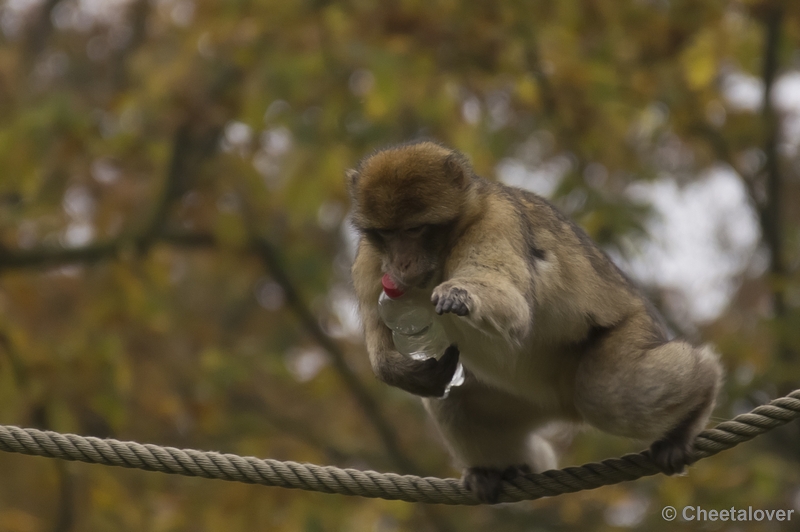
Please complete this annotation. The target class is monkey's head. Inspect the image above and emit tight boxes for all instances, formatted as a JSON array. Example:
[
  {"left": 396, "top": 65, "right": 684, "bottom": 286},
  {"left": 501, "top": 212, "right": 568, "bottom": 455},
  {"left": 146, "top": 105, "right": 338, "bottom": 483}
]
[{"left": 347, "top": 141, "right": 475, "bottom": 288}]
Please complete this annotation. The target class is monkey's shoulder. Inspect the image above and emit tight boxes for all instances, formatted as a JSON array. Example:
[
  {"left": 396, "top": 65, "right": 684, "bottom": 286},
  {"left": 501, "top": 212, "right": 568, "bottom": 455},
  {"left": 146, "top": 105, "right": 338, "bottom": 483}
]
[
  {"left": 477, "top": 180, "right": 599, "bottom": 262},
  {"left": 478, "top": 178, "right": 650, "bottom": 314},
  {"left": 477, "top": 180, "right": 571, "bottom": 234}
]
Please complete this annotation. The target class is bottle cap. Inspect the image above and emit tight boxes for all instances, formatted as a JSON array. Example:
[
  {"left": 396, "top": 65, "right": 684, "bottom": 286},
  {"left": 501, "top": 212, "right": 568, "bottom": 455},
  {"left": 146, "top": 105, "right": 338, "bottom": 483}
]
[{"left": 381, "top": 274, "right": 405, "bottom": 298}]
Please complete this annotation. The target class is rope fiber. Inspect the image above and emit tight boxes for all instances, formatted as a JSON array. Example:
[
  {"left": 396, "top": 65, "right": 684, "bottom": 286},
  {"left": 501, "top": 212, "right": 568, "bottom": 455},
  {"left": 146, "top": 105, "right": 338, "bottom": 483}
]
[{"left": 1, "top": 389, "right": 799, "bottom": 505}]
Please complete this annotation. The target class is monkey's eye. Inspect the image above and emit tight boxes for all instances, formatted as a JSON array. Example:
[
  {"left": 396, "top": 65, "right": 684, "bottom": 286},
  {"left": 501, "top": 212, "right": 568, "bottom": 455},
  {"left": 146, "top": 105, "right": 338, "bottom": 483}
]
[
  {"left": 376, "top": 229, "right": 394, "bottom": 239},
  {"left": 405, "top": 225, "right": 427, "bottom": 237}
]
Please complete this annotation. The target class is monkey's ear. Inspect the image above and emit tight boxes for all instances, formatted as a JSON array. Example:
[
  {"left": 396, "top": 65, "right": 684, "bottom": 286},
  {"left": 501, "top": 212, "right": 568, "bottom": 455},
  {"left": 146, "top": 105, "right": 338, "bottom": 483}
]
[
  {"left": 345, "top": 169, "right": 359, "bottom": 190},
  {"left": 443, "top": 154, "right": 466, "bottom": 188}
]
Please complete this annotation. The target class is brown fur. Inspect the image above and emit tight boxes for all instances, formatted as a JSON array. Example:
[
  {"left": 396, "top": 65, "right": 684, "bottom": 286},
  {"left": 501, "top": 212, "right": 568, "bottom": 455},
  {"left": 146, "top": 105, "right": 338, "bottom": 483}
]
[{"left": 348, "top": 141, "right": 723, "bottom": 503}]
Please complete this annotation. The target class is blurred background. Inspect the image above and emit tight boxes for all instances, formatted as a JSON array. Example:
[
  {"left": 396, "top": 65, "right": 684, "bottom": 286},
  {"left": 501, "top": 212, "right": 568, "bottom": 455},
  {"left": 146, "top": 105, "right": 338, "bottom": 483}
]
[{"left": 0, "top": 0, "right": 799, "bottom": 530}]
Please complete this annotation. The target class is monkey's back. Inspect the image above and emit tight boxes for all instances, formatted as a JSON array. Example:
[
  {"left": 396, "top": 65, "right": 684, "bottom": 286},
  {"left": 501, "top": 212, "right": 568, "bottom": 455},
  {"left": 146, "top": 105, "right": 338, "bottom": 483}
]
[{"left": 444, "top": 177, "right": 669, "bottom": 409}]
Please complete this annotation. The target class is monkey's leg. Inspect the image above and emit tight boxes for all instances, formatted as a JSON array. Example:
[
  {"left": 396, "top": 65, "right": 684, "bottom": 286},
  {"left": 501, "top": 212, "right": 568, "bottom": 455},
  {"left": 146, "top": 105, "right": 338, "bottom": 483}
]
[
  {"left": 422, "top": 375, "right": 555, "bottom": 503},
  {"left": 574, "top": 316, "right": 722, "bottom": 474}
]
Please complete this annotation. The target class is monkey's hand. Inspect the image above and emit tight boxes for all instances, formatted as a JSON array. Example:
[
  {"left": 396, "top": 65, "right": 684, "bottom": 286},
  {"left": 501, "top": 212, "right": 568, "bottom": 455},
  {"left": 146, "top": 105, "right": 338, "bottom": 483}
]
[
  {"left": 432, "top": 282, "right": 473, "bottom": 316},
  {"left": 378, "top": 344, "right": 460, "bottom": 397}
]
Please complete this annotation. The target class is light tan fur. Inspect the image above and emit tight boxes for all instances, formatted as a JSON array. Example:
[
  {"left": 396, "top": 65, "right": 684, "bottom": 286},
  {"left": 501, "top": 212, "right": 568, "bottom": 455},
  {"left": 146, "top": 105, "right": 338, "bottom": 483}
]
[{"left": 348, "top": 141, "right": 723, "bottom": 503}]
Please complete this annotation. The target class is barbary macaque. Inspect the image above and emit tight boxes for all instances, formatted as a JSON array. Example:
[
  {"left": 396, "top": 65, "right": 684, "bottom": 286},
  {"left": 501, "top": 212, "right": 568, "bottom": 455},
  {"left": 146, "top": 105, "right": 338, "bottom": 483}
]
[{"left": 347, "top": 141, "right": 723, "bottom": 503}]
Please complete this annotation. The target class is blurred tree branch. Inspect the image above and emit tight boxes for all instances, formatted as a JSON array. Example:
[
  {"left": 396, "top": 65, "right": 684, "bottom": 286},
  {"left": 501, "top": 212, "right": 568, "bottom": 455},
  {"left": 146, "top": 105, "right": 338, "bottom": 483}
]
[
  {"left": 0, "top": 119, "right": 193, "bottom": 269},
  {"left": 0, "top": 223, "right": 418, "bottom": 476},
  {"left": 0, "top": 332, "right": 76, "bottom": 532},
  {"left": 754, "top": 2, "right": 800, "bottom": 461},
  {"left": 691, "top": 3, "right": 793, "bottom": 368},
  {"left": 759, "top": 4, "right": 789, "bottom": 356},
  {"left": 0, "top": 18, "right": 420, "bottom": 475},
  {"left": 21, "top": 0, "right": 61, "bottom": 59},
  {"left": 52, "top": 461, "right": 74, "bottom": 532},
  {"left": 227, "top": 389, "right": 358, "bottom": 466},
  {"left": 246, "top": 236, "right": 417, "bottom": 473},
  {"left": 110, "top": 0, "right": 151, "bottom": 89}
]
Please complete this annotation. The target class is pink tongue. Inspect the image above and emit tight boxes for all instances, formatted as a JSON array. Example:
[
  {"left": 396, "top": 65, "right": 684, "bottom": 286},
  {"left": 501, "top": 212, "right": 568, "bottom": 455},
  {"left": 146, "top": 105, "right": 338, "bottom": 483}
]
[{"left": 381, "top": 274, "right": 405, "bottom": 298}]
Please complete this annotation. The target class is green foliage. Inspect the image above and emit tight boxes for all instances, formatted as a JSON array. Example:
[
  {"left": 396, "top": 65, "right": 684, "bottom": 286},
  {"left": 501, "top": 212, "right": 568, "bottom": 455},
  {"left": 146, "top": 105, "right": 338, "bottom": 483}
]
[{"left": 0, "top": 0, "right": 799, "bottom": 531}]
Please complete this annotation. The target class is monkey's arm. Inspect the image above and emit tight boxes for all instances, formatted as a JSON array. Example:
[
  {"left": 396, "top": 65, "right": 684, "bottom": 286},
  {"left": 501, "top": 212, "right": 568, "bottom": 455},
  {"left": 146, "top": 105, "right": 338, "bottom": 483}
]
[
  {"left": 353, "top": 244, "right": 461, "bottom": 397},
  {"left": 432, "top": 229, "right": 533, "bottom": 344}
]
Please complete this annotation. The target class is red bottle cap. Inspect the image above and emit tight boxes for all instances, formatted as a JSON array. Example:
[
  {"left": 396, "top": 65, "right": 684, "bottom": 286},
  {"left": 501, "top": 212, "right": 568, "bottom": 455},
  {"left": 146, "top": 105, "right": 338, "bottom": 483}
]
[{"left": 381, "top": 274, "right": 405, "bottom": 298}]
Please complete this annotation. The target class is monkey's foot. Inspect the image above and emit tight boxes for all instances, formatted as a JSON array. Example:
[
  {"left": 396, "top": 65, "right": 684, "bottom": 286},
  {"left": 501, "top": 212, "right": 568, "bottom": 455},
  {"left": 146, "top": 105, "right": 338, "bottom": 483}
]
[
  {"left": 649, "top": 437, "right": 691, "bottom": 475},
  {"left": 432, "top": 283, "right": 472, "bottom": 316},
  {"left": 463, "top": 464, "right": 532, "bottom": 504}
]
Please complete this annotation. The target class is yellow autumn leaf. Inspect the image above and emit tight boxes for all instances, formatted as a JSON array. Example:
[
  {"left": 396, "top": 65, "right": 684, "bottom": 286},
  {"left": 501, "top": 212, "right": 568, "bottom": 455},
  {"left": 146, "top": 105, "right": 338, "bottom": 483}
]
[
  {"left": 681, "top": 30, "right": 718, "bottom": 90},
  {"left": 515, "top": 74, "right": 540, "bottom": 106}
]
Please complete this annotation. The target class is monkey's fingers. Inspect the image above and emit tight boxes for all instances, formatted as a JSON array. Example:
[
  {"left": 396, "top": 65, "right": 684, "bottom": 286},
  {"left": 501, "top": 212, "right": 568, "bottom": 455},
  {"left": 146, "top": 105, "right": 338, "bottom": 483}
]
[{"left": 431, "top": 285, "right": 471, "bottom": 316}]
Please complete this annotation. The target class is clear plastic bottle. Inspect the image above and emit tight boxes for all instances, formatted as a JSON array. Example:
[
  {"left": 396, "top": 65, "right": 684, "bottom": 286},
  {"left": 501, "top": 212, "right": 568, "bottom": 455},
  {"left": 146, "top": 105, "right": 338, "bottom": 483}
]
[{"left": 377, "top": 274, "right": 465, "bottom": 395}]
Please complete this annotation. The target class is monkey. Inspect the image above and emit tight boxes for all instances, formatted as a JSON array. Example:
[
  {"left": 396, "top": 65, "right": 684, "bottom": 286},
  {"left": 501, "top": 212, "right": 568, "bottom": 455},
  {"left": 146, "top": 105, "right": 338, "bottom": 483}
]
[{"left": 346, "top": 141, "right": 723, "bottom": 503}]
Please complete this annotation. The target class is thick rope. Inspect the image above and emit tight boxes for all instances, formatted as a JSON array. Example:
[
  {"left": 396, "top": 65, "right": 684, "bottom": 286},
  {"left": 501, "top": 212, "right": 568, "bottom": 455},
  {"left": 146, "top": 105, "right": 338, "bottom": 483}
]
[{"left": 1, "top": 389, "right": 798, "bottom": 505}]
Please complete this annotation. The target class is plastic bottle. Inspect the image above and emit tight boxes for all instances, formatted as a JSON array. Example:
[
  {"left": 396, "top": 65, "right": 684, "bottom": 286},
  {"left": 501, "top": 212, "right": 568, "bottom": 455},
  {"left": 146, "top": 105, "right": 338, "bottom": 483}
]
[{"left": 377, "top": 274, "right": 465, "bottom": 395}]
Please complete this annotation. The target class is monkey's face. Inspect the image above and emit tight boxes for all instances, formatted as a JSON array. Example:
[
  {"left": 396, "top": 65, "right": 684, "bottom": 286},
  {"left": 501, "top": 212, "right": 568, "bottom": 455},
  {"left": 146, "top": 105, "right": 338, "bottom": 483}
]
[
  {"left": 366, "top": 223, "right": 452, "bottom": 288},
  {"left": 347, "top": 141, "right": 471, "bottom": 288}
]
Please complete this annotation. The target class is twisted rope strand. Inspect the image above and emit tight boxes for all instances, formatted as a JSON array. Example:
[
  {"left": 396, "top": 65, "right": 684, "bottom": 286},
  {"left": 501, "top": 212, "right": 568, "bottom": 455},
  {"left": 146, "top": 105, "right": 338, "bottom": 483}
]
[{"left": 1, "top": 389, "right": 798, "bottom": 505}]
